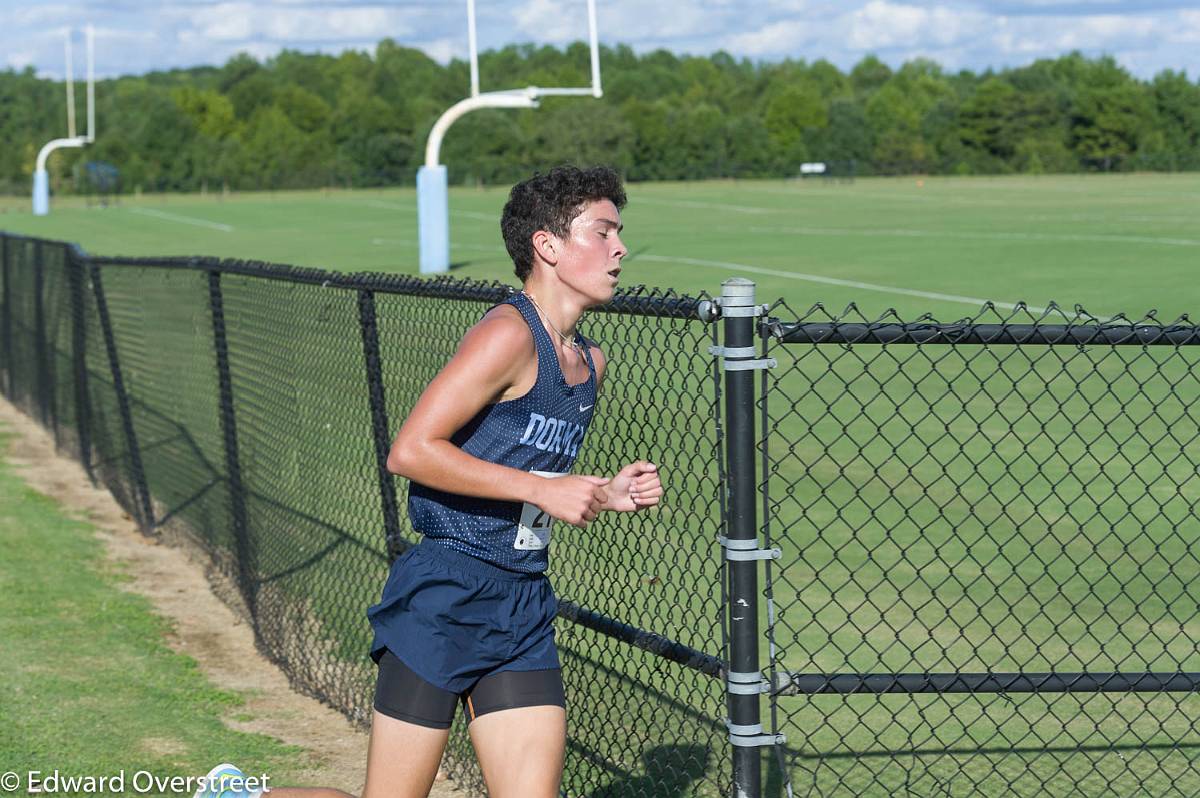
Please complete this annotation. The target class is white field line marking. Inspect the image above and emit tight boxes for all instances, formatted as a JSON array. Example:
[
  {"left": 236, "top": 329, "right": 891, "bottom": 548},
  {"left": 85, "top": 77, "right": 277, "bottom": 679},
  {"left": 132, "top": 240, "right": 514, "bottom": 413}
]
[
  {"left": 360, "top": 199, "right": 412, "bottom": 211},
  {"left": 746, "top": 225, "right": 1200, "bottom": 248},
  {"left": 1025, "top": 213, "right": 1200, "bottom": 224},
  {"left": 371, "top": 237, "right": 501, "bottom": 254},
  {"left": 638, "top": 254, "right": 1049, "bottom": 313},
  {"left": 356, "top": 199, "right": 492, "bottom": 222},
  {"left": 753, "top": 186, "right": 1019, "bottom": 206},
  {"left": 454, "top": 210, "right": 494, "bottom": 221},
  {"left": 634, "top": 196, "right": 774, "bottom": 214},
  {"left": 129, "top": 207, "right": 234, "bottom": 232}
]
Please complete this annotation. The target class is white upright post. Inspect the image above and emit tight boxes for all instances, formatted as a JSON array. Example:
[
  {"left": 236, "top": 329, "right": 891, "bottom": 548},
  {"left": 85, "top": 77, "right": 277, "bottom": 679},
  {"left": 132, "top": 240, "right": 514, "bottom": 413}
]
[
  {"left": 467, "top": 0, "right": 480, "bottom": 98},
  {"left": 86, "top": 25, "right": 95, "bottom": 141},
  {"left": 65, "top": 33, "right": 77, "bottom": 138},
  {"left": 587, "top": 0, "right": 602, "bottom": 97},
  {"left": 416, "top": 1, "right": 602, "bottom": 272},
  {"left": 417, "top": 165, "right": 450, "bottom": 274},
  {"left": 33, "top": 169, "right": 50, "bottom": 216},
  {"left": 32, "top": 25, "right": 94, "bottom": 215}
]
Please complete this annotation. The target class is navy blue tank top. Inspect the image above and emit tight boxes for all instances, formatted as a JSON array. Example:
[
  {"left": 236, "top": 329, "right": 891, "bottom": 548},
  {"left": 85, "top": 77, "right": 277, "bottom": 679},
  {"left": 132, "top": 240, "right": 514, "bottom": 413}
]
[{"left": 407, "top": 292, "right": 598, "bottom": 573}]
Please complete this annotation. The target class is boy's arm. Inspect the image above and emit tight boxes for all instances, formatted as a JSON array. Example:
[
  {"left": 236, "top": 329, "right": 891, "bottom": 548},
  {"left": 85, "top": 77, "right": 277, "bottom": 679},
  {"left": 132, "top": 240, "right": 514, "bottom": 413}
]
[
  {"left": 586, "top": 343, "right": 664, "bottom": 513},
  {"left": 387, "top": 308, "right": 607, "bottom": 527}
]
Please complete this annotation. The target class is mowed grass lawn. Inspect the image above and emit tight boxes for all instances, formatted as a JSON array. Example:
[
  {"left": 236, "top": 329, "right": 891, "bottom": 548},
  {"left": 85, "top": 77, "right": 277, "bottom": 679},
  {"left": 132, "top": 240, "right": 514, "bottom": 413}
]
[
  {"left": 0, "top": 431, "right": 306, "bottom": 796},
  {"left": 3, "top": 173, "right": 1199, "bottom": 796},
  {"left": 1, "top": 172, "right": 1197, "bottom": 320}
]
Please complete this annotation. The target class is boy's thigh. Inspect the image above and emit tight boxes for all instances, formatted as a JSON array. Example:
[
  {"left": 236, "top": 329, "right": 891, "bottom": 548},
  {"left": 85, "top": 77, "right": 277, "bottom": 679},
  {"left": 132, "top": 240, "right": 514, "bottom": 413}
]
[
  {"left": 468, "top": 704, "right": 567, "bottom": 798},
  {"left": 362, "top": 710, "right": 451, "bottom": 798}
]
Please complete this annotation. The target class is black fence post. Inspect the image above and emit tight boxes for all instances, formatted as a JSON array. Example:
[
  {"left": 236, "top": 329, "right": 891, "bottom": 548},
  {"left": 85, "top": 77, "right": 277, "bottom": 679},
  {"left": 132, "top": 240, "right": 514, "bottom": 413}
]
[
  {"left": 33, "top": 241, "right": 49, "bottom": 426},
  {"left": 208, "top": 270, "right": 256, "bottom": 618},
  {"left": 69, "top": 249, "right": 94, "bottom": 481},
  {"left": 719, "top": 278, "right": 774, "bottom": 798},
  {"left": 90, "top": 262, "right": 154, "bottom": 533},
  {"left": 1, "top": 235, "right": 11, "bottom": 399},
  {"left": 357, "top": 288, "right": 403, "bottom": 562}
]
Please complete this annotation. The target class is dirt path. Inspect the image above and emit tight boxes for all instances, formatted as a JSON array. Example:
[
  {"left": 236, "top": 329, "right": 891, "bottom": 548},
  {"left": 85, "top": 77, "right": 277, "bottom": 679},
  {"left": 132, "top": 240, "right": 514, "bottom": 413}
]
[{"left": 0, "top": 399, "right": 461, "bottom": 797}]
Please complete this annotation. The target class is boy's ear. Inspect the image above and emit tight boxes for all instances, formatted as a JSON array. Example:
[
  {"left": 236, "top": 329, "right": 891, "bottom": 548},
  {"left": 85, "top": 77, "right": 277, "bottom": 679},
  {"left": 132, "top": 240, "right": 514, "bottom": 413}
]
[{"left": 531, "top": 230, "right": 558, "bottom": 266}]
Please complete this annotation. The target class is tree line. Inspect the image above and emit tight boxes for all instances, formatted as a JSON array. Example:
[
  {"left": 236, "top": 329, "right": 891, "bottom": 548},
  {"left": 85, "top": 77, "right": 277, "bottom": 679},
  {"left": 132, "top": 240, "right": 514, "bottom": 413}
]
[{"left": 2, "top": 41, "right": 1198, "bottom": 194}]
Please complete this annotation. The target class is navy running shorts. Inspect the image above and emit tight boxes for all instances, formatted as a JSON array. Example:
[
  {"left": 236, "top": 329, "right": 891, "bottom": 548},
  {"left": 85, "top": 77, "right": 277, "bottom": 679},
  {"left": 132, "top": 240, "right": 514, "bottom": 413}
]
[{"left": 366, "top": 536, "right": 561, "bottom": 696}]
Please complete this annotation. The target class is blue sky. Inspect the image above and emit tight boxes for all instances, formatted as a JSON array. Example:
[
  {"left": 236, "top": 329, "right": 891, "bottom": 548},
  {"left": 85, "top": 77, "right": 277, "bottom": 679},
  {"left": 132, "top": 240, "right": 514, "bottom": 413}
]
[{"left": 4, "top": 1, "right": 1198, "bottom": 82}]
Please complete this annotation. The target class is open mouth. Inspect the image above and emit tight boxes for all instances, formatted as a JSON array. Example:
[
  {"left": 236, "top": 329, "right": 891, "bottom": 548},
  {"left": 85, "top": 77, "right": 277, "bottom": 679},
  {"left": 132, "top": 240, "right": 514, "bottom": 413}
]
[{"left": 608, "top": 268, "right": 621, "bottom": 282}]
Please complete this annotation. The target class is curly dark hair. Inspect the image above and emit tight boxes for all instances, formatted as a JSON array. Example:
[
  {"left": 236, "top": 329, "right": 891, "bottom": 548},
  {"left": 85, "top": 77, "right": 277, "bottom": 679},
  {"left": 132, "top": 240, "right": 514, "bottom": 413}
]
[{"left": 501, "top": 165, "right": 627, "bottom": 281}]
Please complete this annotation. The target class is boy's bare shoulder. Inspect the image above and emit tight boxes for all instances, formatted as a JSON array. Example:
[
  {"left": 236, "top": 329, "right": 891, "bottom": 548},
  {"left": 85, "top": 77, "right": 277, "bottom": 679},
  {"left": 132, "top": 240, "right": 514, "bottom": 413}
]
[{"left": 457, "top": 302, "right": 535, "bottom": 361}]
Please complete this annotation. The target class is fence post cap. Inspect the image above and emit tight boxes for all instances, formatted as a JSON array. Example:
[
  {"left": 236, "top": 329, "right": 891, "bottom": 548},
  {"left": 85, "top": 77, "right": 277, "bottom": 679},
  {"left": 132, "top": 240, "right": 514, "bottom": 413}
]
[{"left": 721, "top": 278, "right": 756, "bottom": 305}]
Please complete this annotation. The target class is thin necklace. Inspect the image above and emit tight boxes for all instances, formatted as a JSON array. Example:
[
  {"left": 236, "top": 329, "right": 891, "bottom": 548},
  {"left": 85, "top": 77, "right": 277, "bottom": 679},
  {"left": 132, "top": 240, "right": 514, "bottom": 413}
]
[{"left": 522, "top": 290, "right": 584, "bottom": 357}]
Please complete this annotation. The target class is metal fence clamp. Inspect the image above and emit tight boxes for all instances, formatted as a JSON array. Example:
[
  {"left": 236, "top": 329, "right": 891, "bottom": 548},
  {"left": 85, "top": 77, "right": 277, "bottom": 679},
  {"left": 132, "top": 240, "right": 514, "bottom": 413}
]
[
  {"left": 707, "top": 344, "right": 777, "bottom": 372},
  {"left": 727, "top": 669, "right": 771, "bottom": 695},
  {"left": 725, "top": 719, "right": 787, "bottom": 748},
  {"left": 719, "top": 535, "right": 781, "bottom": 562}
]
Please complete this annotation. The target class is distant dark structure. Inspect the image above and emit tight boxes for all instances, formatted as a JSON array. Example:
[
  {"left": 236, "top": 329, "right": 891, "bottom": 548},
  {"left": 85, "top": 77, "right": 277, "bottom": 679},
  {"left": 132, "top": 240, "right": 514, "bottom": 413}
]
[{"left": 81, "top": 161, "right": 120, "bottom": 207}]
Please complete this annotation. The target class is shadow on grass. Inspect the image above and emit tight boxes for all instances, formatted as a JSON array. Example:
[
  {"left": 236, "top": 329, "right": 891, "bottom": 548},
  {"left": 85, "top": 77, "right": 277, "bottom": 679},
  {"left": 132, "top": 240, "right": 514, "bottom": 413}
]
[{"left": 586, "top": 744, "right": 710, "bottom": 798}]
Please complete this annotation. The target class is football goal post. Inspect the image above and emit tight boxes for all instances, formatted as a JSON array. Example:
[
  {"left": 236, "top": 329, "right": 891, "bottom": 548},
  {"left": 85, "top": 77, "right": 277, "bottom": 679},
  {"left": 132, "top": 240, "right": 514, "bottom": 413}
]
[{"left": 417, "top": 0, "right": 602, "bottom": 274}]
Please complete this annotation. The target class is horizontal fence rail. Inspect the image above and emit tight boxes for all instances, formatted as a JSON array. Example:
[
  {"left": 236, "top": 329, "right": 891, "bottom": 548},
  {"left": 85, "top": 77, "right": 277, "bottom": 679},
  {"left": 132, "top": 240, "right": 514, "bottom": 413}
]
[
  {"left": 771, "top": 671, "right": 1200, "bottom": 696},
  {"left": 769, "top": 319, "right": 1200, "bottom": 346}
]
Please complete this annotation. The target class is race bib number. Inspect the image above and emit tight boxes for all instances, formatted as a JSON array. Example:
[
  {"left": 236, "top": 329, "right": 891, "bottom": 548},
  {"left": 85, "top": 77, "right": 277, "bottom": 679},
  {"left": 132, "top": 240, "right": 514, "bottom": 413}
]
[{"left": 515, "top": 470, "right": 566, "bottom": 550}]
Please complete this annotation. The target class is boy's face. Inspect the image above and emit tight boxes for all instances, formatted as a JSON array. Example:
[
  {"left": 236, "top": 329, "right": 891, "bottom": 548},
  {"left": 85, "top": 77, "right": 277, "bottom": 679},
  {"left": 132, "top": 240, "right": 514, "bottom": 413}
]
[{"left": 553, "top": 199, "right": 627, "bottom": 306}]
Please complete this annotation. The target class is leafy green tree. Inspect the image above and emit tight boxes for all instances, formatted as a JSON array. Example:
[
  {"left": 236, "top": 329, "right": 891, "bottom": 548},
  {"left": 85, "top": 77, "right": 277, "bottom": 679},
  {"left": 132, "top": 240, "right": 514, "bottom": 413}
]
[
  {"left": 241, "top": 105, "right": 313, "bottom": 189},
  {"left": 765, "top": 83, "right": 827, "bottom": 167},
  {"left": 851, "top": 55, "right": 892, "bottom": 94},
  {"left": 812, "top": 98, "right": 872, "bottom": 169},
  {"left": 2, "top": 46, "right": 1199, "bottom": 192},
  {"left": 1147, "top": 70, "right": 1200, "bottom": 170},
  {"left": 172, "top": 87, "right": 237, "bottom": 139},
  {"left": 621, "top": 98, "right": 674, "bottom": 180},
  {"left": 1068, "top": 57, "right": 1152, "bottom": 170},
  {"left": 959, "top": 78, "right": 1024, "bottom": 161},
  {"left": 530, "top": 101, "right": 633, "bottom": 175}
]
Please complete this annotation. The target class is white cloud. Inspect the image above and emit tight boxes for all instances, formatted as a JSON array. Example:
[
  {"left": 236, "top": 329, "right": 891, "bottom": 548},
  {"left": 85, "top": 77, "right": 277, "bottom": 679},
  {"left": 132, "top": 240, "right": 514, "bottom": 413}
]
[
  {"left": 723, "top": 19, "right": 816, "bottom": 56},
  {"left": 417, "top": 37, "right": 462, "bottom": 63},
  {"left": 599, "top": 0, "right": 725, "bottom": 41},
  {"left": 186, "top": 4, "right": 254, "bottom": 42},
  {"left": 1168, "top": 10, "right": 1200, "bottom": 44},
  {"left": 846, "top": 2, "right": 990, "bottom": 50},
  {"left": 6, "top": 50, "right": 34, "bottom": 70},
  {"left": 513, "top": 0, "right": 584, "bottom": 42},
  {"left": 980, "top": 12, "right": 1165, "bottom": 57},
  {"left": 176, "top": 3, "right": 410, "bottom": 44}
]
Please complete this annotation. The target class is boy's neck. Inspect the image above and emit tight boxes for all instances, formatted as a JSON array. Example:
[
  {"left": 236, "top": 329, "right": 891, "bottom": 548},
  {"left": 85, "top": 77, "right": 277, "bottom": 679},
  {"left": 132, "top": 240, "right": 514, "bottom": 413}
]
[{"left": 521, "top": 278, "right": 584, "bottom": 338}]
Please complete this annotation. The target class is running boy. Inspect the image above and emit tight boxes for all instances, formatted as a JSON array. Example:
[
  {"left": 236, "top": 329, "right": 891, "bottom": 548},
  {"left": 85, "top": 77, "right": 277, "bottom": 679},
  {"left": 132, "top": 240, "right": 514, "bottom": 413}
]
[
  {"left": 206, "top": 162, "right": 657, "bottom": 796},
  {"left": 224, "top": 165, "right": 661, "bottom": 798},
  {"left": 365, "top": 164, "right": 661, "bottom": 798}
]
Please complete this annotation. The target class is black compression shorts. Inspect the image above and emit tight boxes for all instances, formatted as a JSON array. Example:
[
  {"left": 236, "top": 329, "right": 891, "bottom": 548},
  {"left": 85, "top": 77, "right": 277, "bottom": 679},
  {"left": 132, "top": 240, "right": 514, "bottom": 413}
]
[{"left": 373, "top": 648, "right": 565, "bottom": 730}]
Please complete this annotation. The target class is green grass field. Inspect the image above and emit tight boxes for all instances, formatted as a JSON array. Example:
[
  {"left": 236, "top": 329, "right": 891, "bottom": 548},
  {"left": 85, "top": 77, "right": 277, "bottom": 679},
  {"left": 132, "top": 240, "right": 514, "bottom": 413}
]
[
  {"left": 3, "top": 173, "right": 1199, "bottom": 796},
  {"left": 2, "top": 173, "right": 1198, "bottom": 320},
  {"left": 0, "top": 431, "right": 311, "bottom": 797}
]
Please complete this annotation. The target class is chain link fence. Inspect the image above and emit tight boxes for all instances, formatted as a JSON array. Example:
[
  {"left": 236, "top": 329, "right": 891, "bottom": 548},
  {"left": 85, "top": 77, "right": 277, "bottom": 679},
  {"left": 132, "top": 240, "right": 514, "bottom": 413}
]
[
  {"left": 0, "top": 233, "right": 729, "bottom": 798},
  {"left": 3, "top": 231, "right": 1198, "bottom": 797},
  {"left": 757, "top": 298, "right": 1200, "bottom": 797}
]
